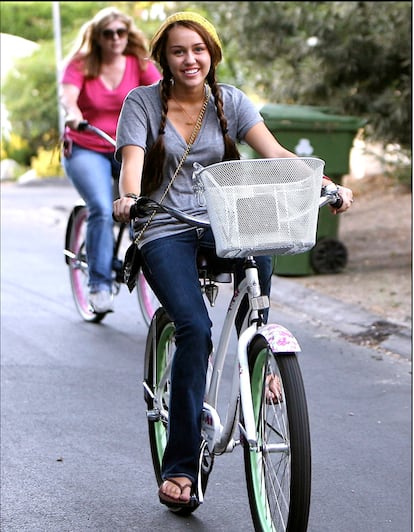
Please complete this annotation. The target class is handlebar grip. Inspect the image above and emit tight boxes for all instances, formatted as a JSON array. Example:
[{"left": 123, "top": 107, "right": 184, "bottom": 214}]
[
  {"left": 112, "top": 198, "right": 153, "bottom": 224},
  {"left": 111, "top": 206, "right": 143, "bottom": 222},
  {"left": 130, "top": 199, "right": 152, "bottom": 219},
  {"left": 77, "top": 120, "right": 89, "bottom": 131},
  {"left": 111, "top": 204, "right": 144, "bottom": 223},
  {"left": 331, "top": 195, "right": 343, "bottom": 210},
  {"left": 129, "top": 203, "right": 139, "bottom": 219},
  {"left": 322, "top": 183, "right": 343, "bottom": 210}
]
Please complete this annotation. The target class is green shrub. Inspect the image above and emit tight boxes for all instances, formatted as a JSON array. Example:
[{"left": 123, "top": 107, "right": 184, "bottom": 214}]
[
  {"left": 31, "top": 146, "right": 64, "bottom": 178},
  {"left": 1, "top": 132, "right": 32, "bottom": 166},
  {"left": 382, "top": 146, "right": 412, "bottom": 190}
]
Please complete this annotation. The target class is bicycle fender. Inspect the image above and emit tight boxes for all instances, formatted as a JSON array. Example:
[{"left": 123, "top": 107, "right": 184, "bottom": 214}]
[{"left": 255, "top": 323, "right": 301, "bottom": 353}]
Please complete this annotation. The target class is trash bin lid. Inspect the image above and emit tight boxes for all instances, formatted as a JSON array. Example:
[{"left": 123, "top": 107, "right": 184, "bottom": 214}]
[{"left": 259, "top": 104, "right": 366, "bottom": 132}]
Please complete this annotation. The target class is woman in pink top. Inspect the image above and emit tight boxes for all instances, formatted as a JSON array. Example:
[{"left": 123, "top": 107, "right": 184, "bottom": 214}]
[{"left": 60, "top": 7, "right": 161, "bottom": 314}]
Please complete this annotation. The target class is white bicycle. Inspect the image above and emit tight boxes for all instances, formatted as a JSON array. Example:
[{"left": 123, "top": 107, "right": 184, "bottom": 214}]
[{"left": 135, "top": 158, "right": 342, "bottom": 531}]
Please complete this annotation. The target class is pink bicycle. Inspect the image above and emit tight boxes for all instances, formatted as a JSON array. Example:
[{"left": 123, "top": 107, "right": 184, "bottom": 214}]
[{"left": 63, "top": 121, "right": 159, "bottom": 324}]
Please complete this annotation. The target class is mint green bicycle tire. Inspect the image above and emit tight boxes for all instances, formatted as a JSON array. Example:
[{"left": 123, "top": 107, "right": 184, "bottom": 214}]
[
  {"left": 243, "top": 336, "right": 311, "bottom": 532},
  {"left": 144, "top": 309, "right": 174, "bottom": 483}
]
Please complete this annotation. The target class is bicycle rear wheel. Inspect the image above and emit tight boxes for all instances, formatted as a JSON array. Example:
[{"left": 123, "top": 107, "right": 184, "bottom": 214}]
[
  {"left": 136, "top": 271, "right": 160, "bottom": 326},
  {"left": 65, "top": 206, "right": 105, "bottom": 323},
  {"left": 243, "top": 336, "right": 311, "bottom": 532},
  {"left": 144, "top": 307, "right": 212, "bottom": 515}
]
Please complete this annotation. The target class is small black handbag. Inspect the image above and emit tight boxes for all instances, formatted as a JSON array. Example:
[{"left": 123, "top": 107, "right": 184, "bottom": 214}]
[{"left": 122, "top": 242, "right": 142, "bottom": 292}]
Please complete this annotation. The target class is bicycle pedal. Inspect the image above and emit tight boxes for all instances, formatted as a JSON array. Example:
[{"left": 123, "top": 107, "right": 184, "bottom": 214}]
[
  {"left": 204, "top": 283, "right": 218, "bottom": 306},
  {"left": 225, "top": 438, "right": 238, "bottom": 452}
]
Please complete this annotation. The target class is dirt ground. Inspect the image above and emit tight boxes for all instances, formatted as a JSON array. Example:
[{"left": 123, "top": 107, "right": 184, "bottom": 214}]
[{"left": 292, "top": 174, "right": 412, "bottom": 328}]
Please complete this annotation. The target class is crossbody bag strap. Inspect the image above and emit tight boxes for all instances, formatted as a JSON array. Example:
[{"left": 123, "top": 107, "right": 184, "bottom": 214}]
[{"left": 133, "top": 86, "right": 210, "bottom": 245}]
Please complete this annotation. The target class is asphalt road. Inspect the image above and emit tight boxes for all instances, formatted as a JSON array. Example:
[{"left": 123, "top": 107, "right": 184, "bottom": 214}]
[{"left": 1, "top": 179, "right": 411, "bottom": 532}]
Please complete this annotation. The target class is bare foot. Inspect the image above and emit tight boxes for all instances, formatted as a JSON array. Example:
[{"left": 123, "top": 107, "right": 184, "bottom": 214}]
[
  {"left": 160, "top": 477, "right": 192, "bottom": 502},
  {"left": 265, "top": 374, "right": 283, "bottom": 404}
]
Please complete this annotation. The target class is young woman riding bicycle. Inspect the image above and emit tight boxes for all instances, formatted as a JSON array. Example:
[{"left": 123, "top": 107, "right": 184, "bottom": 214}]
[
  {"left": 112, "top": 11, "right": 354, "bottom": 509},
  {"left": 60, "top": 7, "right": 160, "bottom": 314}
]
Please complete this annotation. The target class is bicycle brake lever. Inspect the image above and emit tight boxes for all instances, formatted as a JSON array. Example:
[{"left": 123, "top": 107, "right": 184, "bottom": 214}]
[{"left": 320, "top": 183, "right": 343, "bottom": 209}]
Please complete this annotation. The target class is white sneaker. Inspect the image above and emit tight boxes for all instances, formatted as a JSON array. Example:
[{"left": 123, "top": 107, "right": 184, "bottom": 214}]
[{"left": 89, "top": 290, "right": 114, "bottom": 314}]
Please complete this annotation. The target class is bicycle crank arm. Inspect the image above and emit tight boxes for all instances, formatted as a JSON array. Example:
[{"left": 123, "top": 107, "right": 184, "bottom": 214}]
[
  {"left": 63, "top": 249, "right": 76, "bottom": 259},
  {"left": 63, "top": 249, "right": 88, "bottom": 268}
]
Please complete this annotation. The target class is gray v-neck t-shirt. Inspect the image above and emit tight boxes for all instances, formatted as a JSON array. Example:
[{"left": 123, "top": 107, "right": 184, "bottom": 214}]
[{"left": 115, "top": 81, "right": 263, "bottom": 247}]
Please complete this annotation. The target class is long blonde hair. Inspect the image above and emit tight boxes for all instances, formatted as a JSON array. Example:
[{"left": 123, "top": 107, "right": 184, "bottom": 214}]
[{"left": 64, "top": 7, "right": 153, "bottom": 77}]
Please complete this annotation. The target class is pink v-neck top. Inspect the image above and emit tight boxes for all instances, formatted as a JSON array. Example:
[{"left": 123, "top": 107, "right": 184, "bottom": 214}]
[{"left": 61, "top": 55, "right": 161, "bottom": 152}]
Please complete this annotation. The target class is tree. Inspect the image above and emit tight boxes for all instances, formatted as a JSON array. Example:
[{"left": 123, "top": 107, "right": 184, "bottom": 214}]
[
  {"left": 1, "top": 1, "right": 156, "bottom": 164},
  {"left": 2, "top": 40, "right": 59, "bottom": 164},
  {"left": 1, "top": 1, "right": 411, "bottom": 165},
  {"left": 185, "top": 1, "right": 411, "bottom": 149}
]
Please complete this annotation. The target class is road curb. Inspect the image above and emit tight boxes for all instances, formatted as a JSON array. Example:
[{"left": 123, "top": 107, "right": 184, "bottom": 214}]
[{"left": 270, "top": 275, "right": 412, "bottom": 360}]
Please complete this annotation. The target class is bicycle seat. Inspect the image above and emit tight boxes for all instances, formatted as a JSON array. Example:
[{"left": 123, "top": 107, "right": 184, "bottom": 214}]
[{"left": 196, "top": 248, "right": 235, "bottom": 283}]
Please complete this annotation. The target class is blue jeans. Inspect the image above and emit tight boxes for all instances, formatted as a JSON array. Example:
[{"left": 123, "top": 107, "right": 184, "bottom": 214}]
[
  {"left": 63, "top": 144, "right": 120, "bottom": 292},
  {"left": 140, "top": 228, "right": 272, "bottom": 484}
]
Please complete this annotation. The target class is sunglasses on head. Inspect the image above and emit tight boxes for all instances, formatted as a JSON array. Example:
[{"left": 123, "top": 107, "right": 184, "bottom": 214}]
[{"left": 102, "top": 28, "right": 128, "bottom": 40}]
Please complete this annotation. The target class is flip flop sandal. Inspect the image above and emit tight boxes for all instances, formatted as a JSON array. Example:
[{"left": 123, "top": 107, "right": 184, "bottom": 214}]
[{"left": 158, "top": 479, "right": 197, "bottom": 509}]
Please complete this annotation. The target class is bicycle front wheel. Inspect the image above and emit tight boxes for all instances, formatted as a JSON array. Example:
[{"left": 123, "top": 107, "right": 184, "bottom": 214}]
[
  {"left": 66, "top": 206, "right": 105, "bottom": 323},
  {"left": 243, "top": 336, "right": 311, "bottom": 532},
  {"left": 144, "top": 308, "right": 174, "bottom": 485}
]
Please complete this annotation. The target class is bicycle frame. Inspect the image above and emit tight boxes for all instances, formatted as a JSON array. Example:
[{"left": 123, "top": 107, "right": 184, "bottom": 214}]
[
  {"left": 209, "top": 270, "right": 302, "bottom": 455},
  {"left": 145, "top": 257, "right": 301, "bottom": 455}
]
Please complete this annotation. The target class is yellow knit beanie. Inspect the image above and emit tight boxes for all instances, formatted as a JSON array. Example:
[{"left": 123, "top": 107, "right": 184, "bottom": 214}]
[{"left": 150, "top": 12, "right": 222, "bottom": 63}]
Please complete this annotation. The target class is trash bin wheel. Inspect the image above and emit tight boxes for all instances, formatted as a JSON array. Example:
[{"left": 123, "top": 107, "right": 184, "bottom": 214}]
[{"left": 310, "top": 238, "right": 348, "bottom": 274}]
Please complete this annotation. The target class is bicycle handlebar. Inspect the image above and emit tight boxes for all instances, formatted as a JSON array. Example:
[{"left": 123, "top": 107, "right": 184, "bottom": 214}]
[
  {"left": 130, "top": 198, "right": 210, "bottom": 228},
  {"left": 128, "top": 183, "right": 343, "bottom": 228},
  {"left": 320, "top": 182, "right": 343, "bottom": 209},
  {"left": 74, "top": 120, "right": 116, "bottom": 148}
]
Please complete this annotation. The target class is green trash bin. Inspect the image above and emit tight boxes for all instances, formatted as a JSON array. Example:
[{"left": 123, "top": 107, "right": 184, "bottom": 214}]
[{"left": 240, "top": 104, "right": 366, "bottom": 276}]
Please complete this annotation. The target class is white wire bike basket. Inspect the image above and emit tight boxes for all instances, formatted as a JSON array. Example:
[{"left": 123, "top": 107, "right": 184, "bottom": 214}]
[{"left": 193, "top": 157, "right": 325, "bottom": 259}]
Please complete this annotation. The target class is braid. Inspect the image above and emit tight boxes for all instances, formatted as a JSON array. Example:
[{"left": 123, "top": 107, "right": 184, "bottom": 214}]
[
  {"left": 141, "top": 78, "right": 171, "bottom": 195},
  {"left": 208, "top": 74, "right": 240, "bottom": 161},
  {"left": 142, "top": 69, "right": 240, "bottom": 195}
]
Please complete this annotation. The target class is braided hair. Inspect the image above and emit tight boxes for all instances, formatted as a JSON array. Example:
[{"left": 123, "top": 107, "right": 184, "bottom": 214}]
[{"left": 141, "top": 20, "right": 240, "bottom": 196}]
